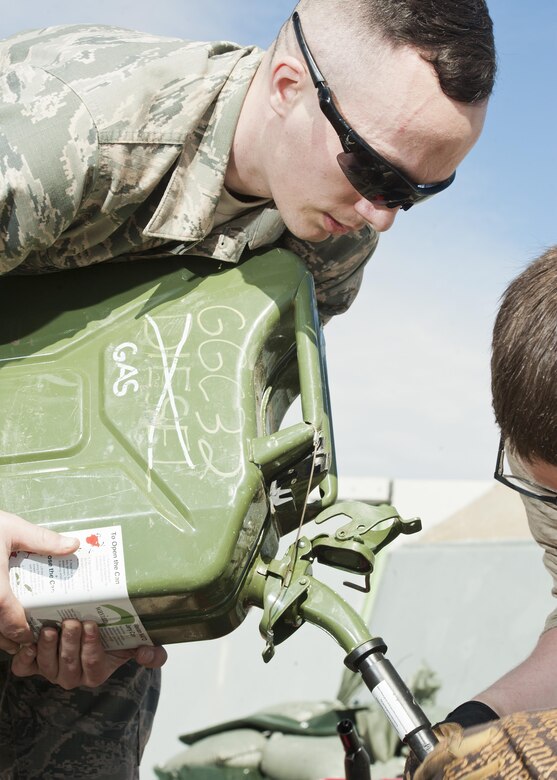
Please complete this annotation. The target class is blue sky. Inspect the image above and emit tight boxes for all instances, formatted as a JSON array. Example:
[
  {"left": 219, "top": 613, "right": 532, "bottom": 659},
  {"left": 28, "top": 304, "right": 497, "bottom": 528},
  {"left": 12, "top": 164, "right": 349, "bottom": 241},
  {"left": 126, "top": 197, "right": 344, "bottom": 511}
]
[{"left": 1, "top": 1, "right": 555, "bottom": 480}]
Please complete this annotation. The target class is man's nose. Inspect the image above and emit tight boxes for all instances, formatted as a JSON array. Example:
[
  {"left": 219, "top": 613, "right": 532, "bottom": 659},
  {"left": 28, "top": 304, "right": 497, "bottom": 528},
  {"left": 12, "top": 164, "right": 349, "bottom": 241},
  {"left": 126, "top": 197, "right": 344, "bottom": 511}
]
[{"left": 353, "top": 198, "right": 400, "bottom": 232}]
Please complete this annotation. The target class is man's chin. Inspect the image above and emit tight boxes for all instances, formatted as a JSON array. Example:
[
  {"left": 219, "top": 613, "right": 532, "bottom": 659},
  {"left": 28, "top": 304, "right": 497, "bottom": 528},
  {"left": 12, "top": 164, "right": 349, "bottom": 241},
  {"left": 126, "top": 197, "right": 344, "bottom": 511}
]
[{"left": 285, "top": 223, "right": 330, "bottom": 244}]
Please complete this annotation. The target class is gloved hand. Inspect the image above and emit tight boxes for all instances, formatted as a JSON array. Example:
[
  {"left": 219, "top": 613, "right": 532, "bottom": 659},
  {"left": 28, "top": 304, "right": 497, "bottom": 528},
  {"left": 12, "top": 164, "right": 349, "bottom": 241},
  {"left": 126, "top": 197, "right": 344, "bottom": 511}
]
[
  {"left": 403, "top": 722, "right": 463, "bottom": 779},
  {"left": 409, "top": 708, "right": 557, "bottom": 779},
  {"left": 404, "top": 700, "right": 499, "bottom": 778}
]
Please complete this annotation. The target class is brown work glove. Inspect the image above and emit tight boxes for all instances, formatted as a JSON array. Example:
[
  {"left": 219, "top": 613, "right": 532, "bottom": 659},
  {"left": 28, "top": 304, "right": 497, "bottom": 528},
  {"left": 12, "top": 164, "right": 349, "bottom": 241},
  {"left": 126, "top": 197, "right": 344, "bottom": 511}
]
[
  {"left": 404, "top": 700, "right": 499, "bottom": 779},
  {"left": 403, "top": 722, "right": 463, "bottom": 779},
  {"left": 409, "top": 708, "right": 557, "bottom": 779}
]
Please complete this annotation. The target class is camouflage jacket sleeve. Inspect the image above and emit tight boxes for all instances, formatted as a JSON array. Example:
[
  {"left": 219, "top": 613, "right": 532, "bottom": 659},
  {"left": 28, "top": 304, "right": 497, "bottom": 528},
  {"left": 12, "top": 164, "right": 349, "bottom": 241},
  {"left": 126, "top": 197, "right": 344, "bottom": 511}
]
[
  {"left": 0, "top": 64, "right": 98, "bottom": 273},
  {"left": 278, "top": 226, "right": 379, "bottom": 320}
]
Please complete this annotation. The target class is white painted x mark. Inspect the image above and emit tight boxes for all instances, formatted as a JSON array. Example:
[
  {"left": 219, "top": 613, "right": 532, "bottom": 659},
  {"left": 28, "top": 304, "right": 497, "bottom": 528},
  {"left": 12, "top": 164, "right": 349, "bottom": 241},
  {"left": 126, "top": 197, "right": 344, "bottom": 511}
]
[{"left": 146, "top": 313, "right": 194, "bottom": 470}]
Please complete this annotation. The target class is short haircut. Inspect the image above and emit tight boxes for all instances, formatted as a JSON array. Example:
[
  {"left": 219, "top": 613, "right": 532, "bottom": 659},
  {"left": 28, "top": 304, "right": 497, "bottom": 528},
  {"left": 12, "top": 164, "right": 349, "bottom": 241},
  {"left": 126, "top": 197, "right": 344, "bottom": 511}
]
[
  {"left": 291, "top": 0, "right": 496, "bottom": 103},
  {"left": 492, "top": 246, "right": 557, "bottom": 464}
]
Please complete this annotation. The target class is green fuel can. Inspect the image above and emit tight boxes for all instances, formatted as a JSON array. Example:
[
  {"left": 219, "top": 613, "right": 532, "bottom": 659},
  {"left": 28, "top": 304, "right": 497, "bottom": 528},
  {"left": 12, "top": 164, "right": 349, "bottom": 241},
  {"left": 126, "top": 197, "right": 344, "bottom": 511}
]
[{"left": 3, "top": 250, "right": 336, "bottom": 650}]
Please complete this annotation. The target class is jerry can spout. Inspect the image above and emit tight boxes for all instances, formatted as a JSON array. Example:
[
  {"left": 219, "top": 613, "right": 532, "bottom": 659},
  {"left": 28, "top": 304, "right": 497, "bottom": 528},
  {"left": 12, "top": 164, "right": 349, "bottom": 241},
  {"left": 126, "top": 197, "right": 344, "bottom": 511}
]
[{"left": 241, "top": 501, "right": 439, "bottom": 764}]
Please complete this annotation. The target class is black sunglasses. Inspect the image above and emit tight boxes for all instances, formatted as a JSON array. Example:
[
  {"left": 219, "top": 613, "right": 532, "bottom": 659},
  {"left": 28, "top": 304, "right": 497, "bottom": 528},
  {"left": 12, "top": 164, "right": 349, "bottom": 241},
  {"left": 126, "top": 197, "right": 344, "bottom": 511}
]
[
  {"left": 494, "top": 436, "right": 557, "bottom": 506},
  {"left": 292, "top": 12, "right": 456, "bottom": 211}
]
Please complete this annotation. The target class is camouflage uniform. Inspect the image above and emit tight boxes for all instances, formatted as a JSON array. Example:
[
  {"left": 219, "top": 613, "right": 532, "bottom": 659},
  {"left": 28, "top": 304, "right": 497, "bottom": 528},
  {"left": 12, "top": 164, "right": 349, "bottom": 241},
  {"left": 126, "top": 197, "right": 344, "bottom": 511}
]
[
  {"left": 0, "top": 25, "right": 377, "bottom": 319},
  {"left": 0, "top": 23, "right": 378, "bottom": 779},
  {"left": 0, "top": 658, "right": 159, "bottom": 780}
]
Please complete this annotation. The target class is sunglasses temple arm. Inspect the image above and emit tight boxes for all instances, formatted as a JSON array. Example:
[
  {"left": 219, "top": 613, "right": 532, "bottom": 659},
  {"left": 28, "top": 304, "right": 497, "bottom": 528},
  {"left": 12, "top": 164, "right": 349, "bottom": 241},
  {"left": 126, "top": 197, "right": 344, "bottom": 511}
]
[{"left": 292, "top": 12, "right": 327, "bottom": 87}]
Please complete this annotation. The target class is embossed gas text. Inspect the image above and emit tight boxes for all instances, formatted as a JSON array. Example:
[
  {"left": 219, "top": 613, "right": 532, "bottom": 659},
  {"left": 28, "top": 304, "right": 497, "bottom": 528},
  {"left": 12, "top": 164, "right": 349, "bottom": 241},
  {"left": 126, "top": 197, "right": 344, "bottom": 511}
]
[{"left": 112, "top": 342, "right": 139, "bottom": 397}]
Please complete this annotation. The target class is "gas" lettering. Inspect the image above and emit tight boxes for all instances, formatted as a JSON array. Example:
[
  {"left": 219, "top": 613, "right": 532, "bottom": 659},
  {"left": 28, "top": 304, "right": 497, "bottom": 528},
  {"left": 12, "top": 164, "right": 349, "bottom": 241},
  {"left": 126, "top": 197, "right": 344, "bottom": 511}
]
[{"left": 112, "top": 342, "right": 139, "bottom": 397}]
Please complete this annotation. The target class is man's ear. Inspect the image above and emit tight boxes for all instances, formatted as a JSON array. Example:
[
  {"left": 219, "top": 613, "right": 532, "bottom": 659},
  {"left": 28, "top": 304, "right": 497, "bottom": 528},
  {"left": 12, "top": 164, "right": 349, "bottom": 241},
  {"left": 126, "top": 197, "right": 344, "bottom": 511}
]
[{"left": 268, "top": 56, "right": 308, "bottom": 118}]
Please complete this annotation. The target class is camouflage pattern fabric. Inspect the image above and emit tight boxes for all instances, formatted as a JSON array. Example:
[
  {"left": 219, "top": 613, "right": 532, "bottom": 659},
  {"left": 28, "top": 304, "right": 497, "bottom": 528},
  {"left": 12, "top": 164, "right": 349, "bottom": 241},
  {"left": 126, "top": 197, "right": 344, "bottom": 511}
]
[
  {"left": 0, "top": 21, "right": 377, "bottom": 778},
  {"left": 0, "top": 657, "right": 161, "bottom": 779},
  {"left": 412, "top": 709, "right": 557, "bottom": 779},
  {"left": 0, "top": 25, "right": 377, "bottom": 318}
]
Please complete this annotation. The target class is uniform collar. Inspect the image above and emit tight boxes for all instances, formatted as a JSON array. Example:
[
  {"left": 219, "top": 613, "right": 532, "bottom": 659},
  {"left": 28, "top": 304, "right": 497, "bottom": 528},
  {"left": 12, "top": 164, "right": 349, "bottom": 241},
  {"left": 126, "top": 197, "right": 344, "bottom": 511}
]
[
  {"left": 178, "top": 205, "right": 285, "bottom": 263},
  {"left": 145, "top": 47, "right": 263, "bottom": 242}
]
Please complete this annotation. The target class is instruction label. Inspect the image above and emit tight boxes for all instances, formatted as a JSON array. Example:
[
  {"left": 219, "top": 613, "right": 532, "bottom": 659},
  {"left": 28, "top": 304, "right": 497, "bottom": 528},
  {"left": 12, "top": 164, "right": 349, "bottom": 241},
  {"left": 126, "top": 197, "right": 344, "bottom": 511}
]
[
  {"left": 9, "top": 525, "right": 152, "bottom": 650},
  {"left": 372, "top": 680, "right": 417, "bottom": 739}
]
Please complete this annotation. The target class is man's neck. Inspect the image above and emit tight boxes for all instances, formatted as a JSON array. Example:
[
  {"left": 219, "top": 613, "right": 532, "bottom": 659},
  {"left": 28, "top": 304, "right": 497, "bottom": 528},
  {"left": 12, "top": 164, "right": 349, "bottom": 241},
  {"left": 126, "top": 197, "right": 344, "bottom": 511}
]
[{"left": 225, "top": 54, "right": 272, "bottom": 200}]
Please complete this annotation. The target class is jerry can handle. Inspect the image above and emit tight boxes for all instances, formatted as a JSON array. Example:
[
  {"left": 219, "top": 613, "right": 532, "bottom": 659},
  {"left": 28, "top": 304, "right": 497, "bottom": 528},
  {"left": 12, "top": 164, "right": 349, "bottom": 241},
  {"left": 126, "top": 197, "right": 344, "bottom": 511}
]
[{"left": 251, "top": 273, "right": 337, "bottom": 510}]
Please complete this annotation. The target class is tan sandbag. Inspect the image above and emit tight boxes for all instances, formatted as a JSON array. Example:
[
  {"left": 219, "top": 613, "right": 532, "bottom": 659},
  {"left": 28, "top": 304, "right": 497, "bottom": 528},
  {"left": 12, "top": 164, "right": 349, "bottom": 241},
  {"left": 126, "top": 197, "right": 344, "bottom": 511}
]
[
  {"left": 160, "top": 729, "right": 266, "bottom": 770},
  {"left": 260, "top": 733, "right": 345, "bottom": 780}
]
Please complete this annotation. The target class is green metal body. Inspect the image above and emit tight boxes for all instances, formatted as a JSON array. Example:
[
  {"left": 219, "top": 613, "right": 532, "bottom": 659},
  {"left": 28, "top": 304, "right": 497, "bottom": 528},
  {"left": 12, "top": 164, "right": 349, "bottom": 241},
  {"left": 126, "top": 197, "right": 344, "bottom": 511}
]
[
  {"left": 0, "top": 250, "right": 336, "bottom": 644},
  {"left": 2, "top": 248, "right": 434, "bottom": 758}
]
